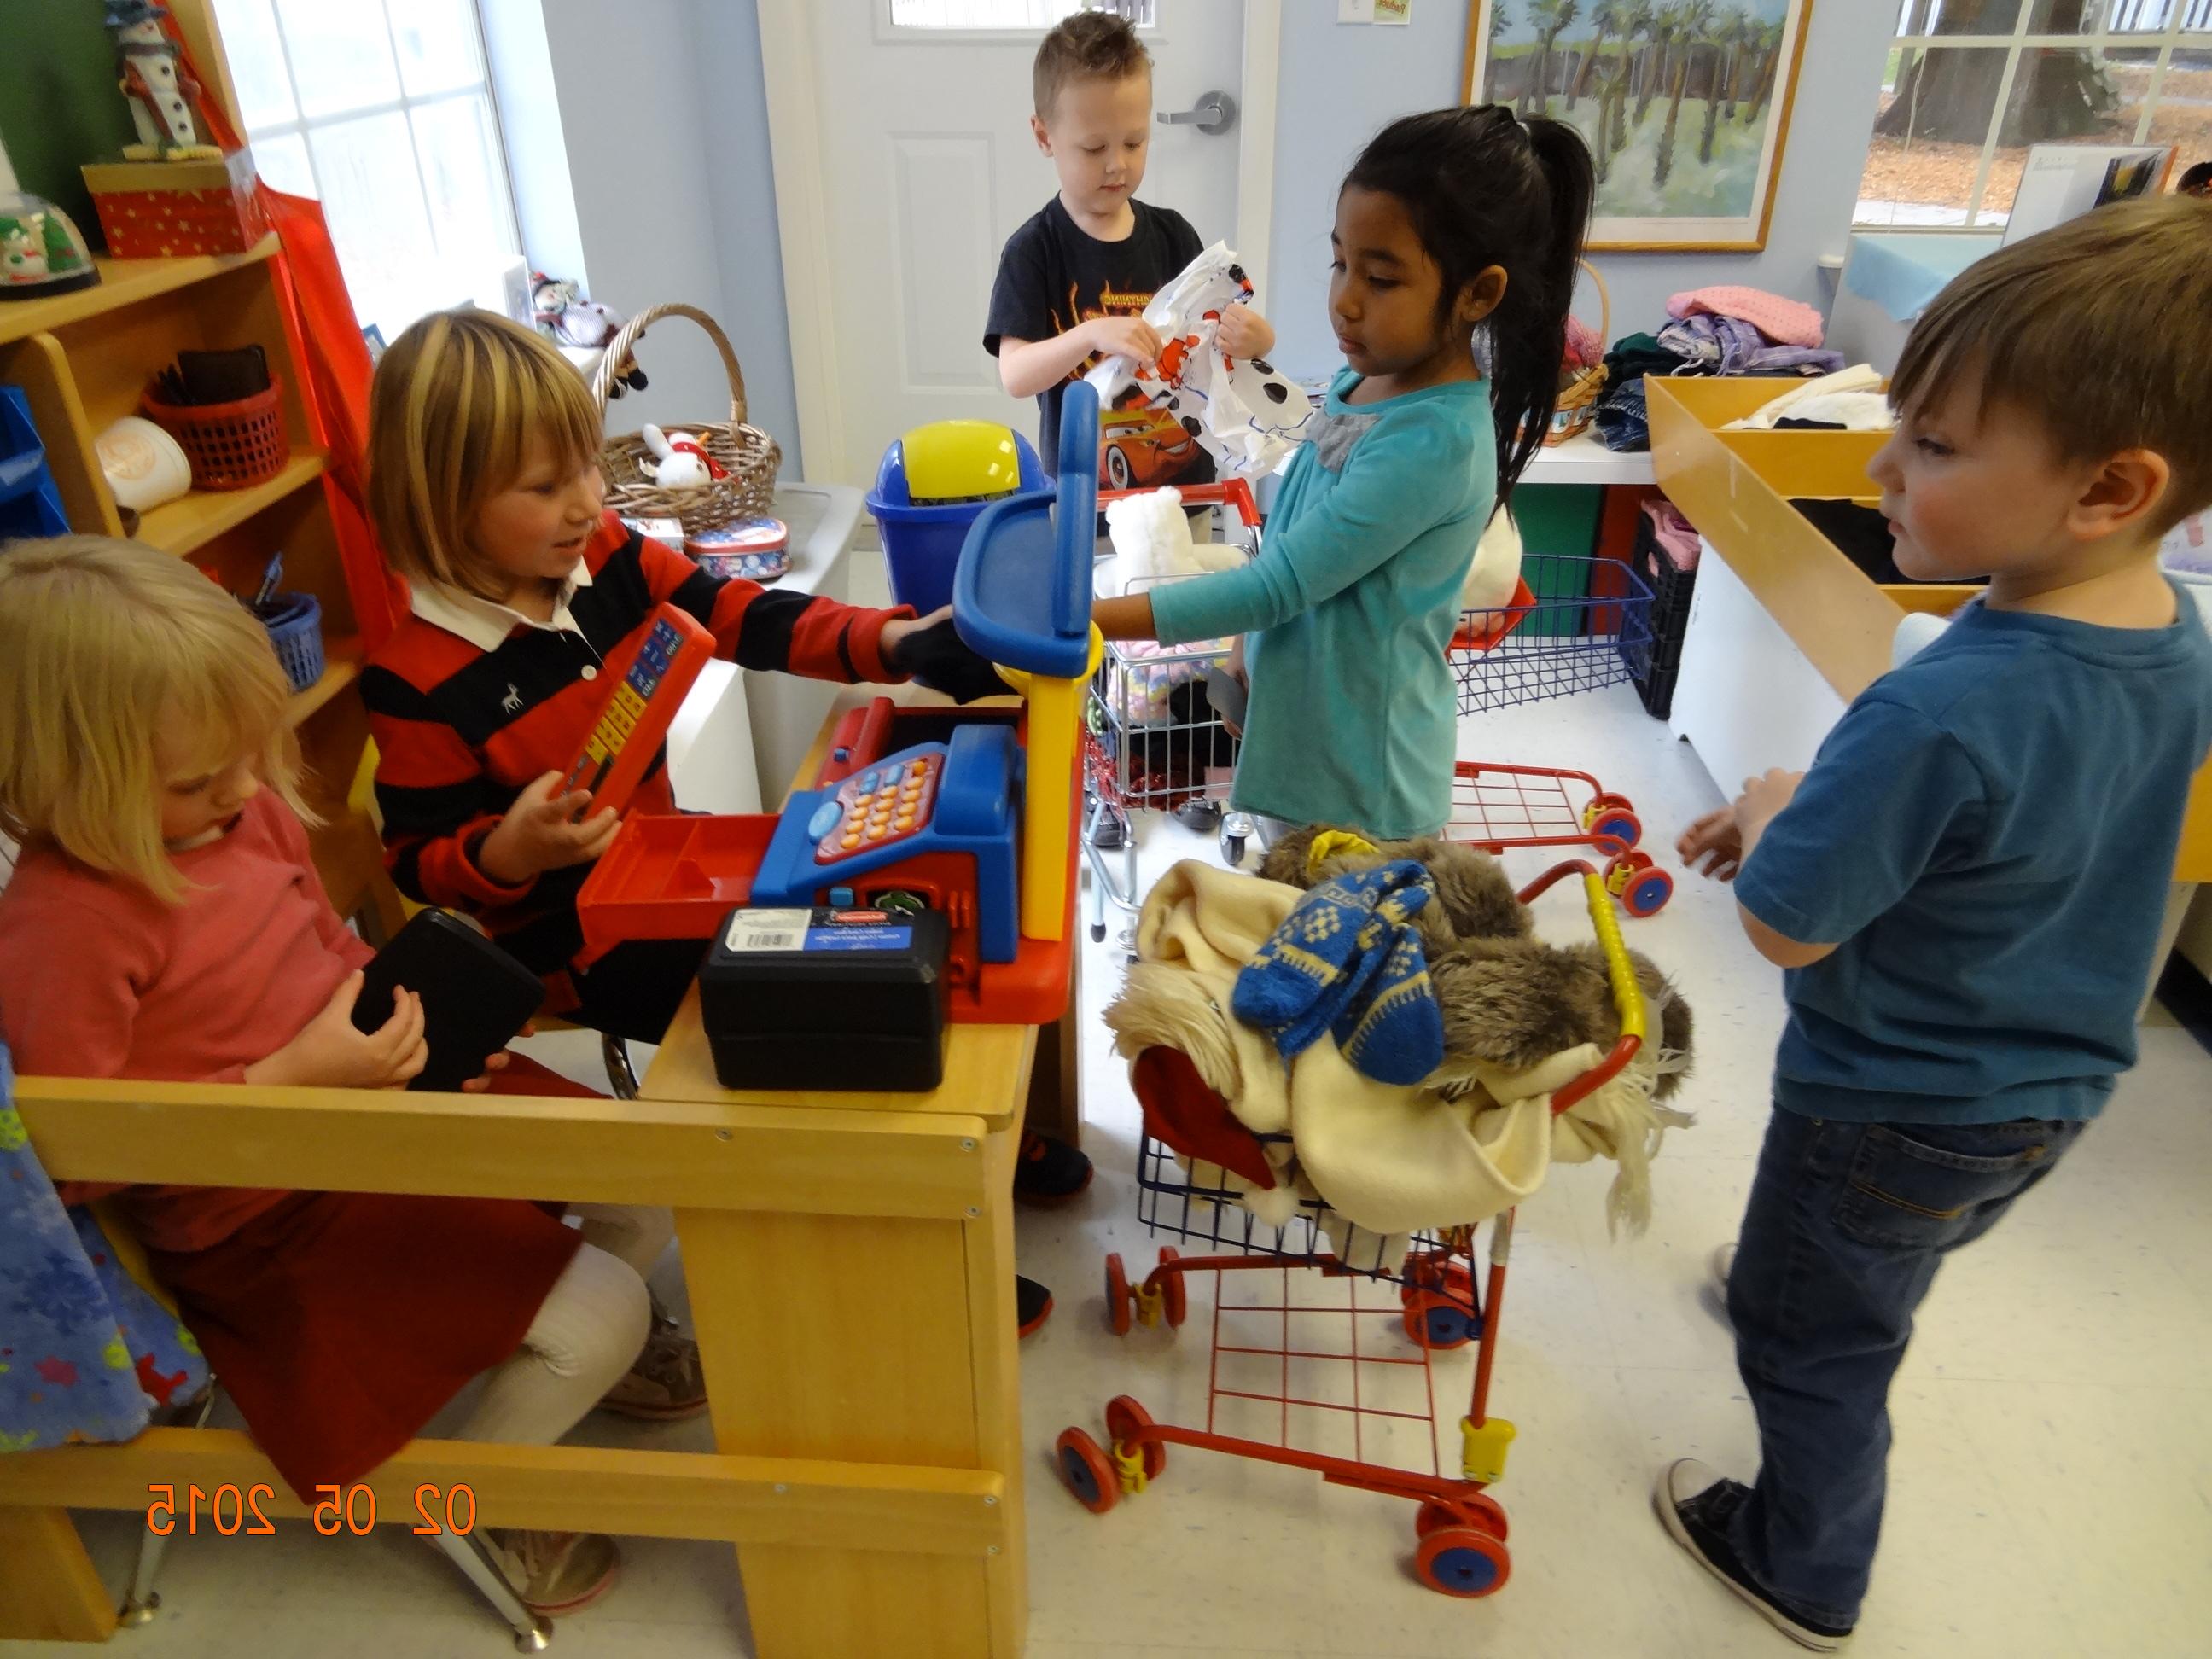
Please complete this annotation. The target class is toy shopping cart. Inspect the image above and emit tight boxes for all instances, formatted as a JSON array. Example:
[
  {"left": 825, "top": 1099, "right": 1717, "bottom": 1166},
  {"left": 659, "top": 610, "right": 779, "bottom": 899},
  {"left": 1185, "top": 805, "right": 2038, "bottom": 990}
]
[
  {"left": 1084, "top": 480, "right": 1264, "bottom": 943},
  {"left": 1447, "top": 550, "right": 1673, "bottom": 917},
  {"left": 1057, "top": 859, "right": 1647, "bottom": 1599},
  {"left": 1451, "top": 551, "right": 1656, "bottom": 715}
]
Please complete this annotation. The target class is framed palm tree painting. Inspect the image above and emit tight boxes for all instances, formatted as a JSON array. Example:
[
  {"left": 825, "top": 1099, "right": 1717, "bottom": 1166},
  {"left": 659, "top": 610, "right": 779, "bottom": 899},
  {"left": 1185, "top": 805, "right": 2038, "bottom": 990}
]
[{"left": 1462, "top": 0, "right": 1813, "bottom": 250}]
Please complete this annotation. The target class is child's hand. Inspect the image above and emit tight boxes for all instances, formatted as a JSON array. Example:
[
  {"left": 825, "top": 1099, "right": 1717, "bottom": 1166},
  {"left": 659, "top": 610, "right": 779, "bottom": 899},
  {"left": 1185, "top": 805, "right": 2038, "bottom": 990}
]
[
  {"left": 1216, "top": 306, "right": 1274, "bottom": 361},
  {"left": 885, "top": 608, "right": 1010, "bottom": 703},
  {"left": 1677, "top": 806, "right": 1743, "bottom": 882},
  {"left": 1735, "top": 770, "right": 1804, "bottom": 839},
  {"left": 480, "top": 771, "right": 620, "bottom": 885},
  {"left": 247, "top": 972, "right": 428, "bottom": 1090},
  {"left": 459, "top": 1051, "right": 514, "bottom": 1095},
  {"left": 1086, "top": 316, "right": 1165, "bottom": 369}
]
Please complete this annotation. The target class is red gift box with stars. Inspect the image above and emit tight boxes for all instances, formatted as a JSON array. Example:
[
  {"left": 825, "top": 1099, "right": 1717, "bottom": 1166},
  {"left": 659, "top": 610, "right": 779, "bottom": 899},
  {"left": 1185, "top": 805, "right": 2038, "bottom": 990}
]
[{"left": 81, "top": 150, "right": 266, "bottom": 260}]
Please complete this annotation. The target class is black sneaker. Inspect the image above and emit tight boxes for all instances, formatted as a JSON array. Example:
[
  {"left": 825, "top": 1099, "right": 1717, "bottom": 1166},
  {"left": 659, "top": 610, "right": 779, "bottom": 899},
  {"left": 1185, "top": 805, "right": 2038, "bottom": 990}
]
[
  {"left": 1016, "top": 1275, "right": 1054, "bottom": 1337},
  {"left": 1014, "top": 1132, "right": 1093, "bottom": 1207},
  {"left": 1653, "top": 1460, "right": 1854, "bottom": 1650}
]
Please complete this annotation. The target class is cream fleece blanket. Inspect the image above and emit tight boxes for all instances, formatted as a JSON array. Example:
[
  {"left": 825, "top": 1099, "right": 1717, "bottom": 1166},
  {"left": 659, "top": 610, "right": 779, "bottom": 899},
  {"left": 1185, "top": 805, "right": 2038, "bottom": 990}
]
[{"left": 1111, "top": 859, "right": 1685, "bottom": 1259}]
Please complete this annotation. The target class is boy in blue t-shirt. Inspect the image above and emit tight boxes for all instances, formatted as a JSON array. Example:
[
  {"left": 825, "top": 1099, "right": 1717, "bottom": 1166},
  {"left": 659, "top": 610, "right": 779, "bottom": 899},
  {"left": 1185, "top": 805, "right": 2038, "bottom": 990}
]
[{"left": 1659, "top": 195, "right": 2212, "bottom": 1650}]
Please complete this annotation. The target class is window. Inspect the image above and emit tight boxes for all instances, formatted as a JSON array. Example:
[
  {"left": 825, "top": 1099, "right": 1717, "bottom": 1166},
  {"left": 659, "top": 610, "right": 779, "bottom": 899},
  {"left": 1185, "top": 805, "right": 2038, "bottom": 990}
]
[
  {"left": 887, "top": 1, "right": 1153, "bottom": 31},
  {"left": 1857, "top": 1, "right": 2212, "bottom": 229},
  {"left": 212, "top": 0, "right": 519, "bottom": 338}
]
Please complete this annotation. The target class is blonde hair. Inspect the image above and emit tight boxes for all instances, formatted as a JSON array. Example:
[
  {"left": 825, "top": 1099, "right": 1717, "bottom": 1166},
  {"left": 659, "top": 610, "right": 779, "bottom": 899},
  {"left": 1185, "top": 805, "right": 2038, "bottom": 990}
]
[
  {"left": 367, "top": 306, "right": 604, "bottom": 602},
  {"left": 0, "top": 536, "right": 311, "bottom": 901}
]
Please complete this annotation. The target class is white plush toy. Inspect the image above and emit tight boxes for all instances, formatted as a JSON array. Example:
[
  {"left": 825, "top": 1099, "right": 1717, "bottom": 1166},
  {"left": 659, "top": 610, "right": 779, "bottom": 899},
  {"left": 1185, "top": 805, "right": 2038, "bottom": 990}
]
[
  {"left": 1103, "top": 487, "right": 1244, "bottom": 583},
  {"left": 641, "top": 423, "right": 716, "bottom": 488},
  {"left": 1460, "top": 504, "right": 1523, "bottom": 612}
]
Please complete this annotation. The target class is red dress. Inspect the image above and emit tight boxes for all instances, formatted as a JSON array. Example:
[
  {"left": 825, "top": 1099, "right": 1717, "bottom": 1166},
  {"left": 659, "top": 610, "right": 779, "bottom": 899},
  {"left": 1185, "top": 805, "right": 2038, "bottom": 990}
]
[{"left": 0, "top": 795, "right": 582, "bottom": 1497}]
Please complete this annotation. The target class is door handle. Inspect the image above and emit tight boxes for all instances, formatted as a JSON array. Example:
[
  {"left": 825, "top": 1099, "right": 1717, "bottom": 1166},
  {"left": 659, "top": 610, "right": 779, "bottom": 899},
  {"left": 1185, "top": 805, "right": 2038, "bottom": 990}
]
[{"left": 1157, "top": 90, "right": 1237, "bottom": 137}]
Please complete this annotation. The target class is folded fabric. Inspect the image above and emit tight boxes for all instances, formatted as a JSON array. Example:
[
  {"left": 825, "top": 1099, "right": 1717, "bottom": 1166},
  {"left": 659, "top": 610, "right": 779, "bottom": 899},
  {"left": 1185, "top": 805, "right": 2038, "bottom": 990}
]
[
  {"left": 1658, "top": 315, "right": 1846, "bottom": 379},
  {"left": 1602, "top": 330, "right": 1683, "bottom": 384},
  {"left": 1668, "top": 284, "right": 1826, "bottom": 348},
  {"left": 1723, "top": 364, "right": 1887, "bottom": 431},
  {"left": 1639, "top": 498, "right": 1700, "bottom": 571},
  {"left": 1235, "top": 862, "right": 1445, "bottom": 1086},
  {"left": 1592, "top": 378, "right": 1650, "bottom": 452},
  {"left": 1, "top": 1042, "right": 209, "bottom": 1452}
]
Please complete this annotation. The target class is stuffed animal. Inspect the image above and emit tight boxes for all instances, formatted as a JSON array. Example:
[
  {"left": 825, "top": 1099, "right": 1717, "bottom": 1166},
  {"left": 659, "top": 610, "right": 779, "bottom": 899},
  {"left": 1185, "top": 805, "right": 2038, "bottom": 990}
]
[
  {"left": 640, "top": 424, "right": 721, "bottom": 488},
  {"left": 1258, "top": 823, "right": 1692, "bottom": 1098},
  {"left": 531, "top": 272, "right": 648, "bottom": 398},
  {"left": 1460, "top": 504, "right": 1523, "bottom": 613},
  {"left": 1103, "top": 486, "right": 1245, "bottom": 584}
]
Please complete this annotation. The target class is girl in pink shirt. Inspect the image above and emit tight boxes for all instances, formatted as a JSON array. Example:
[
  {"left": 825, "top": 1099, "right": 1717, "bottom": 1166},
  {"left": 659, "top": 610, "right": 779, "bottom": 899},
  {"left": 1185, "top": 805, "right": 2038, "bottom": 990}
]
[{"left": 0, "top": 537, "right": 666, "bottom": 1616}]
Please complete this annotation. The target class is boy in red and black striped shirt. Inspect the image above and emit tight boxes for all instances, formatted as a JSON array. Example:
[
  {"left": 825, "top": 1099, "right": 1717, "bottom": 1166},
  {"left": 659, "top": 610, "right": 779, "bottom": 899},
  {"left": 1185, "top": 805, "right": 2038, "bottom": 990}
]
[{"left": 363, "top": 309, "right": 1000, "bottom": 1042}]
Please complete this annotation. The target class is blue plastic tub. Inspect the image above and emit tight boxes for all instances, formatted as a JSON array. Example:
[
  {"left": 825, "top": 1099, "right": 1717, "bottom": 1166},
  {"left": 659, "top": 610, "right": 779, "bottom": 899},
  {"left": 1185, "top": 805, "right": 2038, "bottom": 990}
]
[{"left": 867, "top": 422, "right": 1045, "bottom": 616}]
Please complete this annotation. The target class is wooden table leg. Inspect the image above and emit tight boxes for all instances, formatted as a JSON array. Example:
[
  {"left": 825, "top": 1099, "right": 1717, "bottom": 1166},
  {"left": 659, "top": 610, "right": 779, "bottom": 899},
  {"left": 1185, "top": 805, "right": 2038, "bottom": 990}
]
[
  {"left": 0, "top": 1508, "right": 114, "bottom": 1642},
  {"left": 673, "top": 1126, "right": 1025, "bottom": 1657},
  {"left": 1022, "top": 949, "right": 1083, "bottom": 1150}
]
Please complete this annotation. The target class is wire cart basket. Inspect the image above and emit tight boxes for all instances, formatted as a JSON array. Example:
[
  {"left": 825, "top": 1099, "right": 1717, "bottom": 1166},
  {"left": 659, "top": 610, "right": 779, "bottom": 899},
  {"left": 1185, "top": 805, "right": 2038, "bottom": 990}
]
[
  {"left": 1445, "top": 552, "right": 1674, "bottom": 917},
  {"left": 1451, "top": 552, "right": 1656, "bottom": 716},
  {"left": 1057, "top": 859, "right": 1649, "bottom": 1599},
  {"left": 1084, "top": 482, "right": 1264, "bottom": 944}
]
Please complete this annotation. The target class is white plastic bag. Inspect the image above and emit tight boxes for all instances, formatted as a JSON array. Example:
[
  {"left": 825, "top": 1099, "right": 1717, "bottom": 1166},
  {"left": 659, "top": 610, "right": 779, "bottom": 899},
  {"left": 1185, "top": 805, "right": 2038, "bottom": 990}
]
[{"left": 1084, "top": 242, "right": 1311, "bottom": 479}]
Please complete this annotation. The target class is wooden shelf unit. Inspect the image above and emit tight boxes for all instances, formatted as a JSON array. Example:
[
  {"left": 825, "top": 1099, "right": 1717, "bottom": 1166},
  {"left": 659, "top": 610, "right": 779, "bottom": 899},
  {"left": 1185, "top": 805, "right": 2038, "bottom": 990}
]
[{"left": 0, "top": 234, "right": 374, "bottom": 900}]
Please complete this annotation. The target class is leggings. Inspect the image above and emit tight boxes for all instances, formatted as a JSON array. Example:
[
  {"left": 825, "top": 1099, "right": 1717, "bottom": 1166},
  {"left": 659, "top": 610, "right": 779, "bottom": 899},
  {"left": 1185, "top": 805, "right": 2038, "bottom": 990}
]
[{"left": 455, "top": 1204, "right": 674, "bottom": 1446}]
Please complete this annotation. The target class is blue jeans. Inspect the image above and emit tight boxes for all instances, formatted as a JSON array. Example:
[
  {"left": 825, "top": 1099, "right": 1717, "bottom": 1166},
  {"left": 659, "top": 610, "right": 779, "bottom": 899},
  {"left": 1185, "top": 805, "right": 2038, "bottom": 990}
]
[{"left": 1725, "top": 1107, "right": 2088, "bottom": 1629}]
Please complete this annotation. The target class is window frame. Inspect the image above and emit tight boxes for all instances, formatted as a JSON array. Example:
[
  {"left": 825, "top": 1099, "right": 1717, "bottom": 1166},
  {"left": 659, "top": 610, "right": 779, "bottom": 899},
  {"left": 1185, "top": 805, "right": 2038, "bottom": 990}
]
[
  {"left": 1861, "top": 1, "right": 2212, "bottom": 230},
  {"left": 876, "top": 0, "right": 1159, "bottom": 47},
  {"left": 224, "top": 0, "right": 523, "bottom": 321}
]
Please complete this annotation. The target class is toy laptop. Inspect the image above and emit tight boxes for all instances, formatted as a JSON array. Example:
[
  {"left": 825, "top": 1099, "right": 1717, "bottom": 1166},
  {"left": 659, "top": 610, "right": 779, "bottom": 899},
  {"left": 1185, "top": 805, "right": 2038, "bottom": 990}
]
[{"left": 577, "top": 387, "right": 1106, "bottom": 1086}]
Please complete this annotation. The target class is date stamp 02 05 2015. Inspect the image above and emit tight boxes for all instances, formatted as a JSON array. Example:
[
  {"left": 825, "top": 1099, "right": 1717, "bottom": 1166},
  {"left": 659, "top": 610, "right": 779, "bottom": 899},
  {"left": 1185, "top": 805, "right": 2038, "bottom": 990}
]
[{"left": 145, "top": 1482, "right": 478, "bottom": 1538}]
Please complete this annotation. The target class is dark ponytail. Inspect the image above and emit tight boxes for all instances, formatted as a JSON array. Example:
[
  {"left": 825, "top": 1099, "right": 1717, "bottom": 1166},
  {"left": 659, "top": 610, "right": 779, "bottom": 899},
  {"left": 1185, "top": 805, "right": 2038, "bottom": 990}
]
[{"left": 1343, "top": 106, "right": 1595, "bottom": 508}]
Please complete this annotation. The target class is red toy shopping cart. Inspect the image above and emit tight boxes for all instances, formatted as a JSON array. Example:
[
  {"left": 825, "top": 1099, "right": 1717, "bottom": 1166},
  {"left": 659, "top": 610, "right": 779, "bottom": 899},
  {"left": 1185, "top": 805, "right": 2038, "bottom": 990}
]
[
  {"left": 1056, "top": 859, "right": 1649, "bottom": 1599},
  {"left": 1444, "top": 550, "right": 1674, "bottom": 917}
]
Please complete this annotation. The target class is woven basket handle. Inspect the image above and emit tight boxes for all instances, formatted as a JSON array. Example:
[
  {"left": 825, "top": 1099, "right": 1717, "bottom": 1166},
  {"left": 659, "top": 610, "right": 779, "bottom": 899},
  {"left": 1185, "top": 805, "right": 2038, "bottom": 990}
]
[
  {"left": 589, "top": 301, "right": 750, "bottom": 427},
  {"left": 1575, "top": 256, "right": 1609, "bottom": 346}
]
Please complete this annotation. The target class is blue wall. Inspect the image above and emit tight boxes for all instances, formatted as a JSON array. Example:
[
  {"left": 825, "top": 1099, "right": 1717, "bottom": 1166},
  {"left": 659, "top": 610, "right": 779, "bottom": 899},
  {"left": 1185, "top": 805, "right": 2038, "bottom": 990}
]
[{"left": 1261, "top": 1, "right": 1892, "bottom": 381}]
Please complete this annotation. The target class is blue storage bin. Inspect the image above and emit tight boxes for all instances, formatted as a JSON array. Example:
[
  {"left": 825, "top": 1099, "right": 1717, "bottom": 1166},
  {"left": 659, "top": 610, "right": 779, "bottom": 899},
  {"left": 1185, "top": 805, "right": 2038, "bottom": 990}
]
[
  {"left": 253, "top": 590, "right": 324, "bottom": 692},
  {"left": 0, "top": 385, "right": 69, "bottom": 542},
  {"left": 867, "top": 421, "right": 1045, "bottom": 617}
]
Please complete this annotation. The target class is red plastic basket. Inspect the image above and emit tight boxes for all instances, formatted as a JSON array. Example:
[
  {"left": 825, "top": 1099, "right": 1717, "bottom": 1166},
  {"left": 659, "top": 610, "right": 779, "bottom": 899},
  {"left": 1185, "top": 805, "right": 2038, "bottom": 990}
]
[{"left": 142, "top": 376, "right": 289, "bottom": 492}]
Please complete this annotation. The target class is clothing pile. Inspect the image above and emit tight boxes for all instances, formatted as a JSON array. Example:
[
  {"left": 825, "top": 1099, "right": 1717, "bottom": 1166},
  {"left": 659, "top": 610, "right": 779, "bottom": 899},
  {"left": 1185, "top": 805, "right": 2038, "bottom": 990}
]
[
  {"left": 1591, "top": 285, "right": 1848, "bottom": 453},
  {"left": 1103, "top": 833, "right": 1695, "bottom": 1272},
  {"left": 1101, "top": 636, "right": 1235, "bottom": 728}
]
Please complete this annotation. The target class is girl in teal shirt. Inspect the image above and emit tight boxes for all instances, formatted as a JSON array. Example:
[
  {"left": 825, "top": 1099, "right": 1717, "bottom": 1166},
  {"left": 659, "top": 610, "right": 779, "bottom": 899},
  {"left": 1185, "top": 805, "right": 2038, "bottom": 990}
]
[{"left": 1094, "top": 107, "right": 1594, "bottom": 839}]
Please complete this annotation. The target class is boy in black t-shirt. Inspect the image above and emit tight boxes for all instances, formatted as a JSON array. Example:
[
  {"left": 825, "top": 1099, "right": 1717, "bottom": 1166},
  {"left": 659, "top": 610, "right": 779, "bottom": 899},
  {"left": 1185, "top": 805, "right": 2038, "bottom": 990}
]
[{"left": 985, "top": 9, "right": 1273, "bottom": 485}]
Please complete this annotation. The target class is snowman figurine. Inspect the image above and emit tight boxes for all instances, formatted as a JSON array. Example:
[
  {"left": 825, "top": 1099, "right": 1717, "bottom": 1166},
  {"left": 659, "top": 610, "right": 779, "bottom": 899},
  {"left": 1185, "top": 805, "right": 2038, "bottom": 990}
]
[{"left": 108, "top": 2, "right": 222, "bottom": 161}]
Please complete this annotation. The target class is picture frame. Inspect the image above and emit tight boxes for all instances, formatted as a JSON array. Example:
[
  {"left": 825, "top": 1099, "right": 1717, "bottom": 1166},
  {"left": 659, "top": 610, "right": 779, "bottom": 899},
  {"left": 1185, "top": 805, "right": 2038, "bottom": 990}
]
[{"left": 1461, "top": 0, "right": 1814, "bottom": 253}]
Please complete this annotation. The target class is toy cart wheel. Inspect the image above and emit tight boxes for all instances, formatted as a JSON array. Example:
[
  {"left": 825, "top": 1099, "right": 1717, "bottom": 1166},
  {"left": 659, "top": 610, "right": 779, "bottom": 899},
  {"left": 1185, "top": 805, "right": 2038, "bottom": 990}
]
[
  {"left": 1091, "top": 920, "right": 1107, "bottom": 943},
  {"left": 1104, "top": 1394, "right": 1167, "bottom": 1479},
  {"left": 1623, "top": 868, "right": 1674, "bottom": 917},
  {"left": 1155, "top": 1246, "right": 1188, "bottom": 1328},
  {"left": 1588, "top": 807, "right": 1643, "bottom": 853},
  {"left": 1222, "top": 832, "right": 1246, "bottom": 868},
  {"left": 1416, "top": 1494, "right": 1510, "bottom": 1543},
  {"left": 1056, "top": 1427, "right": 1120, "bottom": 1514},
  {"left": 1104, "top": 1253, "right": 1132, "bottom": 1336},
  {"left": 1416, "top": 1525, "right": 1511, "bottom": 1598},
  {"left": 1401, "top": 1293, "right": 1473, "bottom": 1350}
]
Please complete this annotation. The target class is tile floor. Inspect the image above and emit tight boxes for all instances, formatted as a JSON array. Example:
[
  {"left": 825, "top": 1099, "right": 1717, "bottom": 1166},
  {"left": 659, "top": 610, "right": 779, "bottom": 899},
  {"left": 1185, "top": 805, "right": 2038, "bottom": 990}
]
[{"left": 21, "top": 576, "right": 2212, "bottom": 1657}]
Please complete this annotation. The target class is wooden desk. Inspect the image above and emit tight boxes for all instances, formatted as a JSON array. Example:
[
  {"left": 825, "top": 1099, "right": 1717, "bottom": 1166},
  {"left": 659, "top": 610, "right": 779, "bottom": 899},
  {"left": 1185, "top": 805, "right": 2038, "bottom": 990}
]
[{"left": 1, "top": 701, "right": 1063, "bottom": 1656}]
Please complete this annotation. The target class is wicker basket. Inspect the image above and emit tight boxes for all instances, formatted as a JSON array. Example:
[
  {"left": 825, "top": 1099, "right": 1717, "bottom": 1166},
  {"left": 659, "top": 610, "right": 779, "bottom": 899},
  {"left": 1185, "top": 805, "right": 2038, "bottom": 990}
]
[
  {"left": 593, "top": 303, "right": 780, "bottom": 535},
  {"left": 1544, "top": 259, "right": 1610, "bottom": 447}
]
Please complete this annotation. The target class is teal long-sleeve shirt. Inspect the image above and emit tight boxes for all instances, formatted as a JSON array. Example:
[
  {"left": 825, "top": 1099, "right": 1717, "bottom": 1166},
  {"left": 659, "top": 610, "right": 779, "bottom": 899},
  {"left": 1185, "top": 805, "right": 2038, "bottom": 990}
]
[{"left": 1148, "top": 370, "right": 1495, "bottom": 839}]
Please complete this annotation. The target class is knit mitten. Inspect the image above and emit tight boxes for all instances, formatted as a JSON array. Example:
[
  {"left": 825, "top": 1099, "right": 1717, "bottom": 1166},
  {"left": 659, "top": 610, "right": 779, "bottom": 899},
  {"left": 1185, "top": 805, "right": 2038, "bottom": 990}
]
[{"left": 1234, "top": 861, "right": 1443, "bottom": 1083}]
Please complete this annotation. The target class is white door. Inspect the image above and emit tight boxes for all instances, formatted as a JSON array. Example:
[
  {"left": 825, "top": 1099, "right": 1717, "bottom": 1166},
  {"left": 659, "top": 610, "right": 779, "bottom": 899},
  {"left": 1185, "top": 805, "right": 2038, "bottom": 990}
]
[{"left": 766, "top": 0, "right": 1253, "bottom": 486}]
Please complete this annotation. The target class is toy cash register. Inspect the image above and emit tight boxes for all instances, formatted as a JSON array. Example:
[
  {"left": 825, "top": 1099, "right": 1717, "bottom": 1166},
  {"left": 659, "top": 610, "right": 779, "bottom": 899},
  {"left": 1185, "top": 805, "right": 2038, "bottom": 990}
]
[
  {"left": 558, "top": 603, "right": 714, "bottom": 816},
  {"left": 575, "top": 386, "right": 1106, "bottom": 1080}
]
